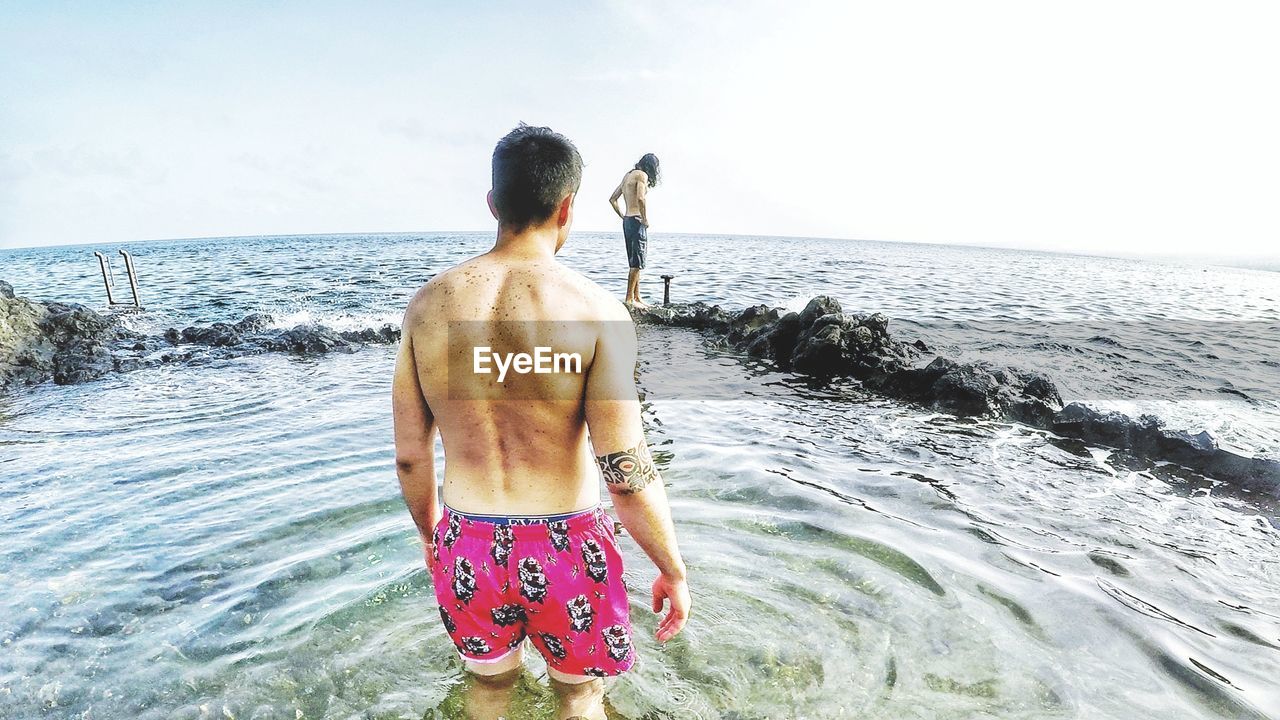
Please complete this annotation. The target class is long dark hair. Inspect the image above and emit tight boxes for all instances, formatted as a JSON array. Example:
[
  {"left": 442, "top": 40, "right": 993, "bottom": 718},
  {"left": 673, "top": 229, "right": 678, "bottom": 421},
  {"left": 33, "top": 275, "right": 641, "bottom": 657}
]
[{"left": 635, "top": 153, "right": 660, "bottom": 187}]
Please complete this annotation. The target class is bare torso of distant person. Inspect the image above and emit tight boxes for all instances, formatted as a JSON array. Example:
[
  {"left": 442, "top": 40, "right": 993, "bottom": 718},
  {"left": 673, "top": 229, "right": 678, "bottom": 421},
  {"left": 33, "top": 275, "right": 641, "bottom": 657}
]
[
  {"left": 404, "top": 252, "right": 615, "bottom": 515},
  {"left": 620, "top": 168, "right": 647, "bottom": 217}
]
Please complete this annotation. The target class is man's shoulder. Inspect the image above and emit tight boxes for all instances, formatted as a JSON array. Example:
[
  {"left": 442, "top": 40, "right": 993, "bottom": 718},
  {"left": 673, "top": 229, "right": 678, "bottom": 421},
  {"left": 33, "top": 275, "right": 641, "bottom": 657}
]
[
  {"left": 402, "top": 262, "right": 469, "bottom": 324},
  {"left": 553, "top": 265, "right": 630, "bottom": 321}
]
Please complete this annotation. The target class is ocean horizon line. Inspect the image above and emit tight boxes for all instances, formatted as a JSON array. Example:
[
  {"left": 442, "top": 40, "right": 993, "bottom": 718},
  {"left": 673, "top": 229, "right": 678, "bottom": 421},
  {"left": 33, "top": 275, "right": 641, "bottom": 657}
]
[{"left": 4, "top": 229, "right": 1276, "bottom": 274}]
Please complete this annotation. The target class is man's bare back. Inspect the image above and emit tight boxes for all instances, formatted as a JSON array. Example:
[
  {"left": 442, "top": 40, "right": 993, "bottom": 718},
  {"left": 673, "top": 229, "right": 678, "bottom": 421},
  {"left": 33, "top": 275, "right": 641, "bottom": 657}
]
[
  {"left": 619, "top": 168, "right": 648, "bottom": 219},
  {"left": 400, "top": 250, "right": 630, "bottom": 515}
]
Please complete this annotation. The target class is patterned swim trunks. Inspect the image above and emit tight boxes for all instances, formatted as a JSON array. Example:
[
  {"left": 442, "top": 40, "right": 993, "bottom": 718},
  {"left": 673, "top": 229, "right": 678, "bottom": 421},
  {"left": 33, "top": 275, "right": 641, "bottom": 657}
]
[{"left": 431, "top": 504, "right": 636, "bottom": 676}]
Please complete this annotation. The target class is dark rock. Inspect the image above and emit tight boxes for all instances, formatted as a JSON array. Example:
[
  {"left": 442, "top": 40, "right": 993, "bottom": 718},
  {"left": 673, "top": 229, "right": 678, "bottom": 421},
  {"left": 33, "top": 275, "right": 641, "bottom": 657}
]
[
  {"left": 797, "top": 296, "right": 842, "bottom": 327},
  {"left": 52, "top": 339, "right": 116, "bottom": 385},
  {"left": 1021, "top": 371, "right": 1062, "bottom": 405},
  {"left": 40, "top": 302, "right": 115, "bottom": 342},
  {"left": 114, "top": 357, "right": 145, "bottom": 373},
  {"left": 726, "top": 305, "right": 781, "bottom": 344},
  {"left": 136, "top": 338, "right": 165, "bottom": 352},
  {"left": 1051, "top": 403, "right": 1143, "bottom": 448},
  {"left": 744, "top": 311, "right": 802, "bottom": 365},
  {"left": 846, "top": 325, "right": 876, "bottom": 352},
  {"left": 0, "top": 281, "right": 13, "bottom": 299},
  {"left": 1108, "top": 451, "right": 1155, "bottom": 473},
  {"left": 1007, "top": 398, "right": 1059, "bottom": 428},
  {"left": 180, "top": 323, "right": 242, "bottom": 347},
  {"left": 929, "top": 362, "right": 1003, "bottom": 416},
  {"left": 634, "top": 301, "right": 729, "bottom": 330},
  {"left": 265, "top": 325, "right": 353, "bottom": 354},
  {"left": 876, "top": 357, "right": 954, "bottom": 400},
  {"left": 1047, "top": 402, "right": 1280, "bottom": 495},
  {"left": 2, "top": 287, "right": 135, "bottom": 388},
  {"left": 864, "top": 312, "right": 889, "bottom": 333},
  {"left": 234, "top": 313, "right": 275, "bottom": 334},
  {"left": 792, "top": 320, "right": 848, "bottom": 376}
]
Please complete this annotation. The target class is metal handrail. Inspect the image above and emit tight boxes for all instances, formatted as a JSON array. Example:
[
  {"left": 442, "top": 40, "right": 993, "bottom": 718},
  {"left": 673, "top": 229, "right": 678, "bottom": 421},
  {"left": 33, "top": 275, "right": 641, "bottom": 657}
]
[
  {"left": 120, "top": 250, "right": 141, "bottom": 307},
  {"left": 94, "top": 249, "right": 141, "bottom": 309},
  {"left": 94, "top": 251, "right": 119, "bottom": 305}
]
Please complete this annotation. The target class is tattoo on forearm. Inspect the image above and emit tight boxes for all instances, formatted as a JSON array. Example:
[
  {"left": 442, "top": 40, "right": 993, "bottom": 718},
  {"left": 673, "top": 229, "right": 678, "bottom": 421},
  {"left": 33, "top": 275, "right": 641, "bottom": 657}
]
[{"left": 597, "top": 441, "right": 658, "bottom": 495}]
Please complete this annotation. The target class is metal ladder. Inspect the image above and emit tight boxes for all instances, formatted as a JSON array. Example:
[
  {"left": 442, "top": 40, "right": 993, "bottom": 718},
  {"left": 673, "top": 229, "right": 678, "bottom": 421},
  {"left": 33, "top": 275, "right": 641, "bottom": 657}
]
[{"left": 94, "top": 249, "right": 142, "bottom": 310}]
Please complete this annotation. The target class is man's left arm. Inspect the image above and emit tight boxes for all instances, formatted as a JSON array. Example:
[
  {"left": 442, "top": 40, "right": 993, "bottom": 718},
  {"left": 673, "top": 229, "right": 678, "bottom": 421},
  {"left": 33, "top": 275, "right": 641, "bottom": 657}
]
[
  {"left": 636, "top": 180, "right": 649, "bottom": 227},
  {"left": 392, "top": 319, "right": 440, "bottom": 567}
]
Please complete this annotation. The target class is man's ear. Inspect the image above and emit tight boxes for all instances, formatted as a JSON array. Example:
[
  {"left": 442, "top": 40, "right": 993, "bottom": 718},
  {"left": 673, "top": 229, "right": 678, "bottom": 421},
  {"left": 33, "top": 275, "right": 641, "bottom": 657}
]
[
  {"left": 487, "top": 190, "right": 500, "bottom": 221},
  {"left": 557, "top": 193, "right": 575, "bottom": 227}
]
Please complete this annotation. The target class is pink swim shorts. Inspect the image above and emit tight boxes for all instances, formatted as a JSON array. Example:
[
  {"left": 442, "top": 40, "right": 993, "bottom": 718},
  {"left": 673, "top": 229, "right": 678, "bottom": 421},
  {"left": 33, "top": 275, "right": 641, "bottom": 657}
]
[{"left": 430, "top": 505, "right": 636, "bottom": 676}]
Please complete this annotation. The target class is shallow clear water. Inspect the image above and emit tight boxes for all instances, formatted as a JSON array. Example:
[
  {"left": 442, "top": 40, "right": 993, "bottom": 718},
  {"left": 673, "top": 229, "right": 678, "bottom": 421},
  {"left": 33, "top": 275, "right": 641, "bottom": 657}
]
[{"left": 2, "top": 234, "right": 1279, "bottom": 718}]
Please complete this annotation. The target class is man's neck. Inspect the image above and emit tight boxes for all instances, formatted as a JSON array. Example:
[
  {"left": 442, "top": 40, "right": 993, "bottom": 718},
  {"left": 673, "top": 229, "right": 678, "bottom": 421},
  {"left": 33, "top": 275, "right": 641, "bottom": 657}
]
[{"left": 490, "top": 224, "right": 559, "bottom": 259}]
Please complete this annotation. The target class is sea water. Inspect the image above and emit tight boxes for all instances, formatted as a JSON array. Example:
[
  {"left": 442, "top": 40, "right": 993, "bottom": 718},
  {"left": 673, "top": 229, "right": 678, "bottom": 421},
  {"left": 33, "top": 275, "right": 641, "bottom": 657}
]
[{"left": 1, "top": 233, "right": 1277, "bottom": 718}]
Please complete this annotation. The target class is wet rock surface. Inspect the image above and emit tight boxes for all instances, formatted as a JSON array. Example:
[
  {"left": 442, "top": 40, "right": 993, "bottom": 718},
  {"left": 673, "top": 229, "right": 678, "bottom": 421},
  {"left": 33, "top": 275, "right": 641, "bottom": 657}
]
[
  {"left": 635, "top": 297, "right": 1278, "bottom": 492},
  {"left": 1, "top": 282, "right": 401, "bottom": 390},
  {"left": 2, "top": 285, "right": 145, "bottom": 388}
]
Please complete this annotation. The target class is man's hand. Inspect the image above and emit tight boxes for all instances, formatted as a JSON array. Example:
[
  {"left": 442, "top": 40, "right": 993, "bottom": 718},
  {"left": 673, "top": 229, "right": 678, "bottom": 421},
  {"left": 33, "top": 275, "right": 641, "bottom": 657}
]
[
  {"left": 420, "top": 511, "right": 442, "bottom": 571},
  {"left": 422, "top": 536, "right": 435, "bottom": 571},
  {"left": 652, "top": 572, "right": 690, "bottom": 642}
]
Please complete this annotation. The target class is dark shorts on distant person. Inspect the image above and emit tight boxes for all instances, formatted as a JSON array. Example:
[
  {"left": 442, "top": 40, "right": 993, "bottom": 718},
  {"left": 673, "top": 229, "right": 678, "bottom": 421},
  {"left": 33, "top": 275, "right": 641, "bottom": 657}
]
[
  {"left": 430, "top": 504, "right": 636, "bottom": 677},
  {"left": 623, "top": 216, "right": 647, "bottom": 269}
]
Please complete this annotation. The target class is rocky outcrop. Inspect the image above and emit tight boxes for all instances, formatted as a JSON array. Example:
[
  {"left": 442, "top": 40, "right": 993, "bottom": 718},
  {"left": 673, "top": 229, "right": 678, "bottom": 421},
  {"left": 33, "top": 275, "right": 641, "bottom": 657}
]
[
  {"left": 641, "top": 297, "right": 1060, "bottom": 425},
  {"left": 1, "top": 282, "right": 401, "bottom": 389},
  {"left": 636, "top": 297, "right": 1278, "bottom": 492},
  {"left": 1, "top": 282, "right": 144, "bottom": 388}
]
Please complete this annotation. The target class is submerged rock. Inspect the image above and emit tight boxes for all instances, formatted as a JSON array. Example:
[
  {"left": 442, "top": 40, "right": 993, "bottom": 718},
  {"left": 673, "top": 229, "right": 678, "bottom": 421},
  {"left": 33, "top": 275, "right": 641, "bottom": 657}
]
[{"left": 1048, "top": 402, "right": 1278, "bottom": 494}]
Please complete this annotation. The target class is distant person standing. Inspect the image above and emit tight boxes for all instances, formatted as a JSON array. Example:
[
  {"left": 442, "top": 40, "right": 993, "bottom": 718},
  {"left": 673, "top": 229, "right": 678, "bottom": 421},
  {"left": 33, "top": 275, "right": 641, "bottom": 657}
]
[{"left": 609, "top": 154, "right": 660, "bottom": 308}]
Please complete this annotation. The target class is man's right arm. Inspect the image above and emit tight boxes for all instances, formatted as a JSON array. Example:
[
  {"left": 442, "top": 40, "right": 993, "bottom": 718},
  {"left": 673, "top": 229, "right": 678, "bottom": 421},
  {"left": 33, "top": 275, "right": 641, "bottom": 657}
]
[
  {"left": 392, "top": 309, "right": 440, "bottom": 568},
  {"left": 584, "top": 307, "right": 689, "bottom": 642}
]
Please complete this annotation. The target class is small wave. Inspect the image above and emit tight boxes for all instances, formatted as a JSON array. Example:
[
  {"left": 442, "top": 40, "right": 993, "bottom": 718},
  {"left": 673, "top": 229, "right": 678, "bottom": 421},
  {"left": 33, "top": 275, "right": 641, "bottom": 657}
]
[
  {"left": 1217, "top": 386, "right": 1251, "bottom": 401},
  {"left": 259, "top": 309, "right": 402, "bottom": 333}
]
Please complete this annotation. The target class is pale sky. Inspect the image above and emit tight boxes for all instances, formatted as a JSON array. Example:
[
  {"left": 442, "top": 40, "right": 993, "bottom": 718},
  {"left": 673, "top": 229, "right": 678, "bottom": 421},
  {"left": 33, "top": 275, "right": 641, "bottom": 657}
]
[{"left": 2, "top": 1, "right": 1278, "bottom": 259}]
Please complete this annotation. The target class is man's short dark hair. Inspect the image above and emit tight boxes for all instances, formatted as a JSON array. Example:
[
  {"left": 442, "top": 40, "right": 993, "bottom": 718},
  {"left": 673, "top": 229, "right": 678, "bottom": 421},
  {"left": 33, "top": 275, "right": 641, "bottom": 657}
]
[{"left": 491, "top": 124, "right": 583, "bottom": 229}]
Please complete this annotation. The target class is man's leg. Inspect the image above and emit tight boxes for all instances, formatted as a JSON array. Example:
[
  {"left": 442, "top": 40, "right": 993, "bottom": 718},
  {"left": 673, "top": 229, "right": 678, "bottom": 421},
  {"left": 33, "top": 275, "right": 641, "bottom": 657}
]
[
  {"left": 631, "top": 269, "right": 648, "bottom": 308},
  {"left": 548, "top": 667, "right": 606, "bottom": 720},
  {"left": 462, "top": 648, "right": 523, "bottom": 720}
]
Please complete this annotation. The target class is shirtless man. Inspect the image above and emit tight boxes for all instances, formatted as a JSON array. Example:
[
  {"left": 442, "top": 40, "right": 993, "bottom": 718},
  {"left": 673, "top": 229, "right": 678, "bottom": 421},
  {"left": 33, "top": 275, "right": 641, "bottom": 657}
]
[
  {"left": 393, "top": 126, "right": 689, "bottom": 720},
  {"left": 608, "top": 153, "right": 660, "bottom": 308}
]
